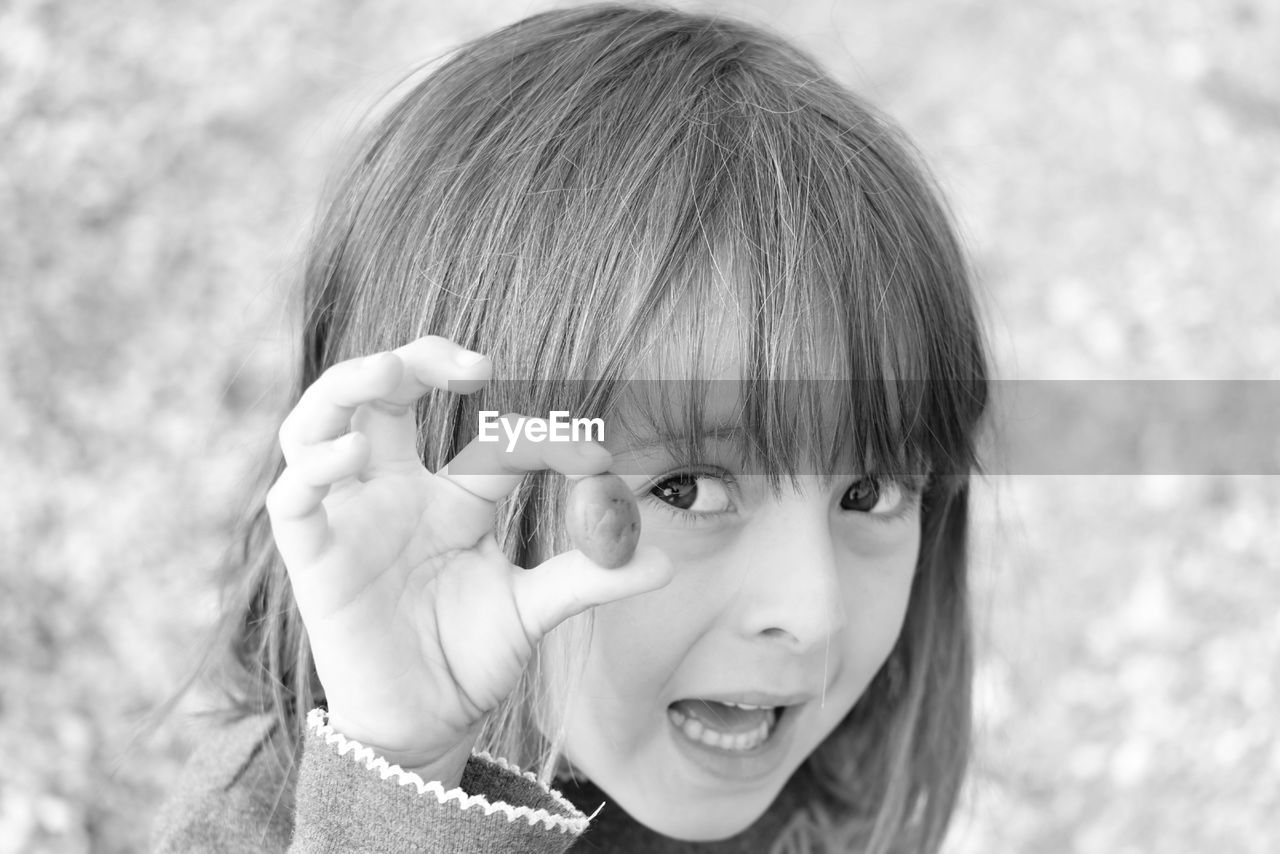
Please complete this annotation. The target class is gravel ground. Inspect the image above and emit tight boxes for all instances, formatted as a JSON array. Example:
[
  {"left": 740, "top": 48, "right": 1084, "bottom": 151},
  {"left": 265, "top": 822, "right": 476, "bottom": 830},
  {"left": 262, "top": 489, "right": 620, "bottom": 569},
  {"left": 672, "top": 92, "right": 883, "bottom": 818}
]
[{"left": 2, "top": 1, "right": 1277, "bottom": 852}]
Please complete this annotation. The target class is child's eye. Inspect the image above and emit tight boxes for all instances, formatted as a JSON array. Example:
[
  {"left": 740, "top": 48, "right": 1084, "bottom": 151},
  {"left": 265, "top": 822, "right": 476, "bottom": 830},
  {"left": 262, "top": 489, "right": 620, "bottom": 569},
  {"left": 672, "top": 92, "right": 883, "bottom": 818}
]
[
  {"left": 650, "top": 473, "right": 733, "bottom": 514},
  {"left": 839, "top": 476, "right": 904, "bottom": 515}
]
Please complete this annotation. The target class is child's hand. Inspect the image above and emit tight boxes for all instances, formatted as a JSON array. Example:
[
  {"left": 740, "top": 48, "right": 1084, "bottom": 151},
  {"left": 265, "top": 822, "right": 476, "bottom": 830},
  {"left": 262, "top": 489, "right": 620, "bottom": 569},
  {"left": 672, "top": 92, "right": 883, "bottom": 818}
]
[{"left": 265, "top": 336, "right": 673, "bottom": 787}]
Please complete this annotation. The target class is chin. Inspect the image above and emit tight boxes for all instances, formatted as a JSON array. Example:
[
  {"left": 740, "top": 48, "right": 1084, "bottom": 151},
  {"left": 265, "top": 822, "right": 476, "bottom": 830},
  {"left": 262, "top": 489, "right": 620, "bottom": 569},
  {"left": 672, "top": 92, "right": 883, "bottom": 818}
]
[
  {"left": 610, "top": 780, "right": 780, "bottom": 841},
  {"left": 633, "top": 808, "right": 767, "bottom": 842}
]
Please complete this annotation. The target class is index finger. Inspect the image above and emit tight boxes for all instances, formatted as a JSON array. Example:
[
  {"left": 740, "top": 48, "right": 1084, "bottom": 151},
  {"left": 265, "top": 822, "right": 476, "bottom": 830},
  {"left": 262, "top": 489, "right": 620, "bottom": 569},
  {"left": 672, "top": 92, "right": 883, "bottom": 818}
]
[
  {"left": 279, "top": 336, "right": 489, "bottom": 452},
  {"left": 384, "top": 335, "right": 491, "bottom": 405},
  {"left": 438, "top": 414, "right": 614, "bottom": 502}
]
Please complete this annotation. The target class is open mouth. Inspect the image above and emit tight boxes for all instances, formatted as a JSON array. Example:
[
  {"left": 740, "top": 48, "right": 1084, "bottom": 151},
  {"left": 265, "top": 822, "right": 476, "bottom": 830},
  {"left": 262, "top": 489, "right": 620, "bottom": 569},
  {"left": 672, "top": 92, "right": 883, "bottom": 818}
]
[{"left": 666, "top": 699, "right": 786, "bottom": 752}]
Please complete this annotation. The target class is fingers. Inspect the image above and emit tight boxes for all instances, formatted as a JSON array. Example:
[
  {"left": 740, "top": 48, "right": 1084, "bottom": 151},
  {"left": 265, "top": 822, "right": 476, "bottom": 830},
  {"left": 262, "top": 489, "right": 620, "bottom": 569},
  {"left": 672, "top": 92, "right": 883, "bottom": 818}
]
[
  {"left": 350, "top": 338, "right": 490, "bottom": 468},
  {"left": 438, "top": 414, "right": 613, "bottom": 502},
  {"left": 270, "top": 335, "right": 491, "bottom": 564},
  {"left": 384, "top": 337, "right": 491, "bottom": 404},
  {"left": 266, "top": 432, "right": 371, "bottom": 563},
  {"left": 278, "top": 338, "right": 491, "bottom": 468},
  {"left": 277, "top": 354, "right": 400, "bottom": 457},
  {"left": 512, "top": 545, "right": 675, "bottom": 640}
]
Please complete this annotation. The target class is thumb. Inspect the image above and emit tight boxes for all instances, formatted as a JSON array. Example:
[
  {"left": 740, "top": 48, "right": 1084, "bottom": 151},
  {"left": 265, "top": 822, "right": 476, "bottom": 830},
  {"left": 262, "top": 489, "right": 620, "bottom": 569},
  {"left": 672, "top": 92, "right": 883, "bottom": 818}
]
[{"left": 512, "top": 544, "right": 674, "bottom": 639}]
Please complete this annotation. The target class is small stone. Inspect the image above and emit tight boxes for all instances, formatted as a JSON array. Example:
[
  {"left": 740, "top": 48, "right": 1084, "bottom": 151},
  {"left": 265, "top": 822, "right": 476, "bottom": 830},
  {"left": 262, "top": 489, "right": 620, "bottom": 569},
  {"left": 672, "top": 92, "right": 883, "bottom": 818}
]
[{"left": 566, "top": 474, "right": 641, "bottom": 568}]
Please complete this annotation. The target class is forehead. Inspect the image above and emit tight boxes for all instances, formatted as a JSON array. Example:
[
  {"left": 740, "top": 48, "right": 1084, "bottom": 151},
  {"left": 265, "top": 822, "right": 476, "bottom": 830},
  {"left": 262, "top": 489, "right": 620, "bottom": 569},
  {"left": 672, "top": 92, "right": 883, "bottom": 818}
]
[
  {"left": 621, "top": 261, "right": 850, "bottom": 384},
  {"left": 605, "top": 284, "right": 857, "bottom": 476},
  {"left": 622, "top": 283, "right": 744, "bottom": 384}
]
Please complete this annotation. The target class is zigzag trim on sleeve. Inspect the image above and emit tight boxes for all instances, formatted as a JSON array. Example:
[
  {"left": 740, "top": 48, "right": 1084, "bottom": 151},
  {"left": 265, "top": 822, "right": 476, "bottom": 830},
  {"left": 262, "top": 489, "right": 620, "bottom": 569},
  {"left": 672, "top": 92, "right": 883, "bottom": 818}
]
[{"left": 306, "top": 709, "right": 590, "bottom": 835}]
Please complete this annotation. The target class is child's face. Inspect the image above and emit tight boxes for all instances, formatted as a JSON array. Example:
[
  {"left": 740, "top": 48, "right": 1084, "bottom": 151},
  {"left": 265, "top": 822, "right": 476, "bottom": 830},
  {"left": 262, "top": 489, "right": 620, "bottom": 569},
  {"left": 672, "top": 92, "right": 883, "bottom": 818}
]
[{"left": 555, "top": 375, "right": 922, "bottom": 840}]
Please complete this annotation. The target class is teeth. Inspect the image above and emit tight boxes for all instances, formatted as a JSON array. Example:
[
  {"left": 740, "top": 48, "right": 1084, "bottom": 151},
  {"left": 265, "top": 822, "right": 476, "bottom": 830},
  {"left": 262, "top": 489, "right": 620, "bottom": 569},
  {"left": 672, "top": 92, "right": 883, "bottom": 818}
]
[{"left": 667, "top": 706, "right": 777, "bottom": 752}]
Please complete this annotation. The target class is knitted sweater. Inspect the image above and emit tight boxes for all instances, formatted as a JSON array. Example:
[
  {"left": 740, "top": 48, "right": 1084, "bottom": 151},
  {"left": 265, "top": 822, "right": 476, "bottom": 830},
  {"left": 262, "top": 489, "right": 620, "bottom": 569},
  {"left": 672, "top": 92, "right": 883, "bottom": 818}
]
[{"left": 151, "top": 708, "right": 826, "bottom": 853}]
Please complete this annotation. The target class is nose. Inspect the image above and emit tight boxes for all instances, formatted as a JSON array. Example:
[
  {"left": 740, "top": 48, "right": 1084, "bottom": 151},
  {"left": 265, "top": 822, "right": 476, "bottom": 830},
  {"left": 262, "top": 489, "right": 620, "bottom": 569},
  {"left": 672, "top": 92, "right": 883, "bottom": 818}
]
[{"left": 732, "top": 492, "right": 847, "bottom": 651}]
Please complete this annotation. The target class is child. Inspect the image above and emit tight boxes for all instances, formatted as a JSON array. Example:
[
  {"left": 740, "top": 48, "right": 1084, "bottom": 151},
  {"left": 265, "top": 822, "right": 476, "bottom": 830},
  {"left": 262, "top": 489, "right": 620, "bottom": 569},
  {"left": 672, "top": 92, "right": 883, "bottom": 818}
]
[{"left": 153, "top": 3, "right": 990, "bottom": 852}]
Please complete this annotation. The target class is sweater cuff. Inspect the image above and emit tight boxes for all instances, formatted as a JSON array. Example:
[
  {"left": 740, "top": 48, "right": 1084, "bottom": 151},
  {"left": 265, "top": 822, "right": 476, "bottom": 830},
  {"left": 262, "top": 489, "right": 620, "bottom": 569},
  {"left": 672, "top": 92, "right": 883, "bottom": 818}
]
[{"left": 294, "top": 709, "right": 588, "bottom": 853}]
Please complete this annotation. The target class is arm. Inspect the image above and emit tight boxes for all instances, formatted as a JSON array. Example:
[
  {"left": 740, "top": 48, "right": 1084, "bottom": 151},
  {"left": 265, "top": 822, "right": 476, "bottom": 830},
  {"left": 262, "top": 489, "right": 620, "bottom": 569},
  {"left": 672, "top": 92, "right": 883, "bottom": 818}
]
[
  {"left": 294, "top": 709, "right": 588, "bottom": 854},
  {"left": 151, "top": 711, "right": 590, "bottom": 854}
]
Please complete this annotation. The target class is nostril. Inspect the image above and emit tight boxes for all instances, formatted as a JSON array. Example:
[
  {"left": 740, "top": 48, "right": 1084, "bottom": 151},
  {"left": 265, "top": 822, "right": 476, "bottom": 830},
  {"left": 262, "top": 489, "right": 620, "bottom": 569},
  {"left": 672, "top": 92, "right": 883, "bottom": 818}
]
[{"left": 757, "top": 607, "right": 844, "bottom": 650}]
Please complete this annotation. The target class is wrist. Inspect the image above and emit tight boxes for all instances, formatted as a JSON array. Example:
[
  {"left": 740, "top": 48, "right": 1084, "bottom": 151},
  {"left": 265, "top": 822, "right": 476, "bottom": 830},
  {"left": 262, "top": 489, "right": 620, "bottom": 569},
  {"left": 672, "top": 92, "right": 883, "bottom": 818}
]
[
  {"left": 324, "top": 710, "right": 473, "bottom": 789},
  {"left": 397, "top": 752, "right": 469, "bottom": 790}
]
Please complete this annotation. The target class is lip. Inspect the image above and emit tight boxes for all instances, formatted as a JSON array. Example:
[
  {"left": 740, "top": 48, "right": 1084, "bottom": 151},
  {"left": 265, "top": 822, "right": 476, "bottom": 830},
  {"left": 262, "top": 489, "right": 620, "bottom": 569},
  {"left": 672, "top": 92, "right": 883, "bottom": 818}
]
[
  {"left": 686, "top": 691, "right": 814, "bottom": 708},
  {"left": 666, "top": 698, "right": 805, "bottom": 783}
]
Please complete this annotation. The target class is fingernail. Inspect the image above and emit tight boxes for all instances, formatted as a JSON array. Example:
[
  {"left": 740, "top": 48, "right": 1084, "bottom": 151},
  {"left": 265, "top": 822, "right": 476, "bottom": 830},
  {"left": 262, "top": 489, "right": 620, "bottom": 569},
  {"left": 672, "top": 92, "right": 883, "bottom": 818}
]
[{"left": 454, "top": 349, "right": 485, "bottom": 367}]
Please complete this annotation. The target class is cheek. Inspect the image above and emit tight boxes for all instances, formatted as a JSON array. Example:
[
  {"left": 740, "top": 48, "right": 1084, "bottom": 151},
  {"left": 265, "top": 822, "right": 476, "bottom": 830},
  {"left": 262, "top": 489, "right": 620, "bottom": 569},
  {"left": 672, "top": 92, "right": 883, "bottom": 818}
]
[
  {"left": 577, "top": 568, "right": 707, "bottom": 706},
  {"left": 558, "top": 581, "right": 706, "bottom": 774},
  {"left": 836, "top": 526, "right": 920, "bottom": 657},
  {"left": 567, "top": 539, "right": 729, "bottom": 749},
  {"left": 595, "top": 517, "right": 728, "bottom": 652},
  {"left": 847, "top": 571, "right": 913, "bottom": 663}
]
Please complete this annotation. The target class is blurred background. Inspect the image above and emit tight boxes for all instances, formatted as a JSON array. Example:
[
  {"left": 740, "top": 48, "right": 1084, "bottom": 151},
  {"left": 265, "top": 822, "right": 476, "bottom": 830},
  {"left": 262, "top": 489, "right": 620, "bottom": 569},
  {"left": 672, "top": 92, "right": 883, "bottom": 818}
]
[{"left": 2, "top": 0, "right": 1277, "bottom": 851}]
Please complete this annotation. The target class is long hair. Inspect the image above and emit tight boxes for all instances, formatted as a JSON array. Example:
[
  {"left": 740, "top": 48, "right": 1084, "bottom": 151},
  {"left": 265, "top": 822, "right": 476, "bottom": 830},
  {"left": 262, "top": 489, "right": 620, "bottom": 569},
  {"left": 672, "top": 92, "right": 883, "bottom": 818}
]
[{"left": 178, "top": 4, "right": 989, "bottom": 852}]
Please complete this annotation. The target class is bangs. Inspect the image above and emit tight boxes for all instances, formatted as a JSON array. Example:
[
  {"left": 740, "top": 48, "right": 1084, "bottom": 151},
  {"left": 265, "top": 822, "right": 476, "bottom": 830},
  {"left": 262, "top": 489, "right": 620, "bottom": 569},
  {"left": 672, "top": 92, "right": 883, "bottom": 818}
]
[
  {"left": 409, "top": 16, "right": 986, "bottom": 485},
  {"left": 604, "top": 64, "right": 987, "bottom": 484}
]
